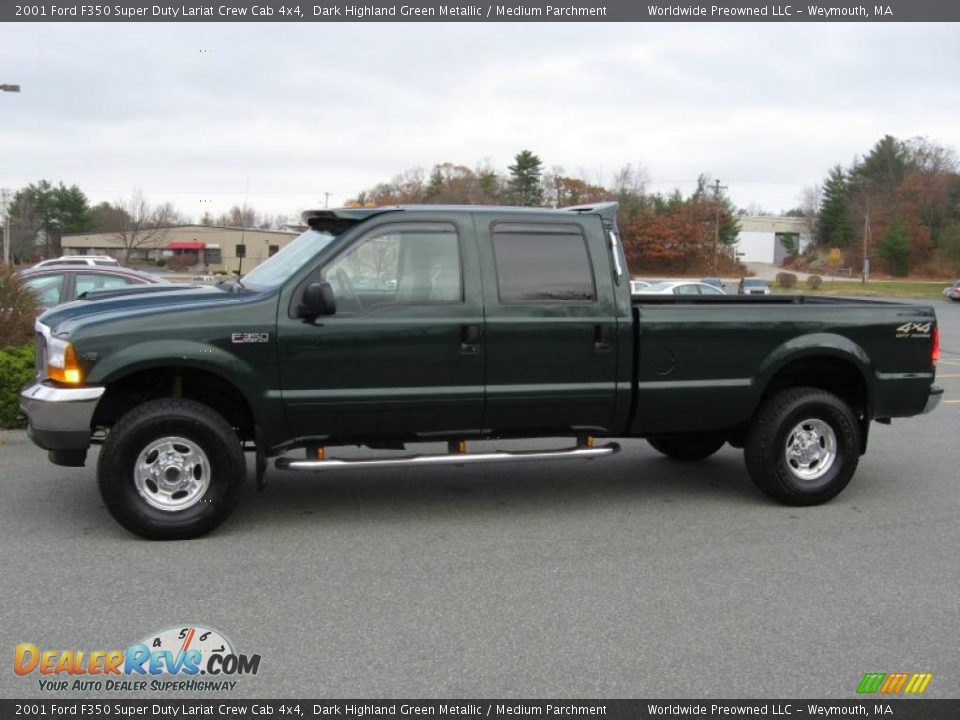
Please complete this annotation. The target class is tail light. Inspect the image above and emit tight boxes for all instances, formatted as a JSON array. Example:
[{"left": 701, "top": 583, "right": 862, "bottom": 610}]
[{"left": 932, "top": 325, "right": 940, "bottom": 367}]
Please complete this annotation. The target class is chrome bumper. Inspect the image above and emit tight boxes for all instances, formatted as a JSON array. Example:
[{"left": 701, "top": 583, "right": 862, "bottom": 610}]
[
  {"left": 19, "top": 380, "right": 105, "bottom": 451},
  {"left": 922, "top": 385, "right": 943, "bottom": 414}
]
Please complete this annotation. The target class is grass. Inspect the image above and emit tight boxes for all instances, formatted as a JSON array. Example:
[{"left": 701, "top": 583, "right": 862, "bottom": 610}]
[{"left": 779, "top": 279, "right": 951, "bottom": 300}]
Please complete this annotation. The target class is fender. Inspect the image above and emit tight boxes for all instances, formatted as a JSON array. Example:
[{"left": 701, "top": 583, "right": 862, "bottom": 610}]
[{"left": 754, "top": 332, "right": 874, "bottom": 413}]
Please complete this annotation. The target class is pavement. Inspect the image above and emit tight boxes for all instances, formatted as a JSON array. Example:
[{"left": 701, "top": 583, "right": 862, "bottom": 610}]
[{"left": 1, "top": 297, "right": 957, "bottom": 700}]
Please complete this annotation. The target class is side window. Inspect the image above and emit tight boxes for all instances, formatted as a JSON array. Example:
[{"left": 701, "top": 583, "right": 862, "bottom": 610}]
[
  {"left": 323, "top": 224, "right": 461, "bottom": 313},
  {"left": 491, "top": 223, "right": 595, "bottom": 303},
  {"left": 75, "top": 274, "right": 137, "bottom": 296},
  {"left": 675, "top": 284, "right": 700, "bottom": 295},
  {"left": 24, "top": 274, "right": 65, "bottom": 308}
]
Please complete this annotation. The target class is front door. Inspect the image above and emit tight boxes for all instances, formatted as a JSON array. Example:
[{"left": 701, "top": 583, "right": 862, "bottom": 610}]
[{"left": 277, "top": 218, "right": 485, "bottom": 441}]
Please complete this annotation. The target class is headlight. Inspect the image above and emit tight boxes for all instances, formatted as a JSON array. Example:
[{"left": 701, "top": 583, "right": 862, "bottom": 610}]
[{"left": 47, "top": 337, "right": 82, "bottom": 385}]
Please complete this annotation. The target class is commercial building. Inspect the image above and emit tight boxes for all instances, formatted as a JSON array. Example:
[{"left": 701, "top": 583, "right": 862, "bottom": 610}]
[
  {"left": 735, "top": 216, "right": 813, "bottom": 264},
  {"left": 60, "top": 225, "right": 299, "bottom": 274}
]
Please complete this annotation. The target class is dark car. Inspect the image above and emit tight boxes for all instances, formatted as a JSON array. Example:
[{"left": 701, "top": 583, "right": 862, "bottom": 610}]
[{"left": 16, "top": 266, "right": 167, "bottom": 310}]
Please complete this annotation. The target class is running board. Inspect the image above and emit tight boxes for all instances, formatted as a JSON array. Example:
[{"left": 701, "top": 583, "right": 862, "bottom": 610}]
[{"left": 275, "top": 442, "right": 620, "bottom": 472}]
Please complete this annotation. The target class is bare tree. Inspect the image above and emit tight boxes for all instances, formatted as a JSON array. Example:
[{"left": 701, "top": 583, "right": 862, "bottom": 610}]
[{"left": 110, "top": 190, "right": 181, "bottom": 264}]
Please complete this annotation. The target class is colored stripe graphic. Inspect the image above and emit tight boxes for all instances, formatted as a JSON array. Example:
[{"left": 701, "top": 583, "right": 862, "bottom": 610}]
[{"left": 857, "top": 673, "right": 886, "bottom": 693}]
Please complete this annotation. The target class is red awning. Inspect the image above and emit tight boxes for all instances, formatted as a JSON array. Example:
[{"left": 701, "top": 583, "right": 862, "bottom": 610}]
[{"left": 167, "top": 241, "right": 206, "bottom": 250}]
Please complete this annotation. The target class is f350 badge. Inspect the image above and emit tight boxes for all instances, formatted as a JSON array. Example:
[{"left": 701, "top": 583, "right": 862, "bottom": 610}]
[
  {"left": 895, "top": 322, "right": 932, "bottom": 339},
  {"left": 231, "top": 332, "right": 270, "bottom": 344}
]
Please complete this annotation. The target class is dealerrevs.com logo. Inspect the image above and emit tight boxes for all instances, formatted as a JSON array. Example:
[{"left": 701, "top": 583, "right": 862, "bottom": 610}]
[{"left": 14, "top": 626, "right": 261, "bottom": 692}]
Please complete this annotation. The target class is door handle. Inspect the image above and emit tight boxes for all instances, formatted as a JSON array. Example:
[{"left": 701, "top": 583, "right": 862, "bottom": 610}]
[
  {"left": 593, "top": 324, "right": 613, "bottom": 352},
  {"left": 461, "top": 324, "right": 482, "bottom": 354}
]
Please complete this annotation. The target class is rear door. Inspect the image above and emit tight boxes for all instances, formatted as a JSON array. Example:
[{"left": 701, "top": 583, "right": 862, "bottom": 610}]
[{"left": 476, "top": 214, "right": 619, "bottom": 434}]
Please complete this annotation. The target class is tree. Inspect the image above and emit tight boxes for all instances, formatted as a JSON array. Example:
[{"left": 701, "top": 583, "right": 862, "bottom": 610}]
[
  {"left": 853, "top": 135, "right": 911, "bottom": 202},
  {"left": 107, "top": 191, "right": 182, "bottom": 264},
  {"left": 7, "top": 181, "right": 90, "bottom": 258},
  {"left": 935, "top": 222, "right": 960, "bottom": 274},
  {"left": 818, "top": 166, "right": 855, "bottom": 247},
  {"left": 877, "top": 217, "right": 911, "bottom": 276},
  {"left": 507, "top": 150, "right": 544, "bottom": 206}
]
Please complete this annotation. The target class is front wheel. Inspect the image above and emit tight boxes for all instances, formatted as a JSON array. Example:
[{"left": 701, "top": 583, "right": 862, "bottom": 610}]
[
  {"left": 647, "top": 434, "right": 726, "bottom": 461},
  {"left": 745, "top": 387, "right": 860, "bottom": 506},
  {"left": 97, "top": 399, "right": 246, "bottom": 540}
]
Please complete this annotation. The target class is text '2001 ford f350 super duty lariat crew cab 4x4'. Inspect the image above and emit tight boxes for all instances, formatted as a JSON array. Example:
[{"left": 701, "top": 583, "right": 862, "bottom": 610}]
[{"left": 20, "top": 203, "right": 943, "bottom": 539}]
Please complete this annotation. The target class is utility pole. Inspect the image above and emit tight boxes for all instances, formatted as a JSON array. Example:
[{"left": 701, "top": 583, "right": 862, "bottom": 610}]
[
  {"left": 1, "top": 188, "right": 11, "bottom": 266},
  {"left": 2, "top": 84, "right": 20, "bottom": 265},
  {"left": 323, "top": 192, "right": 331, "bottom": 209},
  {"left": 862, "top": 194, "right": 871, "bottom": 284},
  {"left": 712, "top": 178, "right": 728, "bottom": 274}
]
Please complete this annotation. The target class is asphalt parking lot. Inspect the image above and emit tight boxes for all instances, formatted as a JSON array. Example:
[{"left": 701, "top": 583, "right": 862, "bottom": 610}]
[{"left": 1, "top": 297, "right": 958, "bottom": 700}]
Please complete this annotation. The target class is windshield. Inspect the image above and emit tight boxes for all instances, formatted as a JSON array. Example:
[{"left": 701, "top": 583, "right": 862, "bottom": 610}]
[
  {"left": 241, "top": 229, "right": 336, "bottom": 289},
  {"left": 744, "top": 278, "right": 768, "bottom": 286}
]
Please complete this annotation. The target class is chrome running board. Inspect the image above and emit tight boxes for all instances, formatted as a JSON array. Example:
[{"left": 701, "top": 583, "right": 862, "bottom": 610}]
[{"left": 275, "top": 442, "right": 620, "bottom": 472}]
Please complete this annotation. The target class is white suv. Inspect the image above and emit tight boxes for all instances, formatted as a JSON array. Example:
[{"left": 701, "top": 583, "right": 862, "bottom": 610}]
[{"left": 34, "top": 255, "right": 120, "bottom": 268}]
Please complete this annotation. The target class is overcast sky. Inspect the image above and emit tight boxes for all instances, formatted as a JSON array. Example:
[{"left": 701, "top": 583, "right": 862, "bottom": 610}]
[{"left": 2, "top": 22, "right": 958, "bottom": 222}]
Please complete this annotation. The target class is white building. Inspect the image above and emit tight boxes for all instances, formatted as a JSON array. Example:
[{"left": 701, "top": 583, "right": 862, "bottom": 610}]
[{"left": 735, "top": 216, "right": 813, "bottom": 264}]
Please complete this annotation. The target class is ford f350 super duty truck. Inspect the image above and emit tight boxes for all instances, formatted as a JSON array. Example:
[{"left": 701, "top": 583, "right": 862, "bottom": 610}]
[{"left": 20, "top": 203, "right": 942, "bottom": 539}]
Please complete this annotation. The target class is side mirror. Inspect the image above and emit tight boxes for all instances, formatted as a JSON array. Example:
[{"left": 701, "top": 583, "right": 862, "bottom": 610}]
[{"left": 300, "top": 281, "right": 336, "bottom": 318}]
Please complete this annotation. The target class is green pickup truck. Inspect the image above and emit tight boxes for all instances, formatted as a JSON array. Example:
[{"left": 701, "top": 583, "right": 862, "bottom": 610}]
[{"left": 20, "top": 203, "right": 943, "bottom": 539}]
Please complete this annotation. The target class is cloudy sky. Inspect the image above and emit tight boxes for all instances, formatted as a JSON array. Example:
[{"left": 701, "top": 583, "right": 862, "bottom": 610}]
[{"left": 1, "top": 21, "right": 958, "bottom": 222}]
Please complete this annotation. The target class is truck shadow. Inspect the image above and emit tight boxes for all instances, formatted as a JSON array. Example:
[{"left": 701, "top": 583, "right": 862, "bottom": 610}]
[{"left": 233, "top": 443, "right": 764, "bottom": 532}]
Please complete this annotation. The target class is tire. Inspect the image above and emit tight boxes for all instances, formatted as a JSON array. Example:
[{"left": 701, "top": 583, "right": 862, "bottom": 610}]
[
  {"left": 97, "top": 399, "right": 246, "bottom": 540},
  {"left": 745, "top": 387, "right": 860, "bottom": 506},
  {"left": 647, "top": 434, "right": 726, "bottom": 461}
]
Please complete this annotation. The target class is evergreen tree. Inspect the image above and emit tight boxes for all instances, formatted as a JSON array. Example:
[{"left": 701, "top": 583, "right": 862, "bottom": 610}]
[
  {"left": 508, "top": 150, "right": 544, "bottom": 206},
  {"left": 877, "top": 217, "right": 911, "bottom": 276},
  {"left": 9, "top": 180, "right": 91, "bottom": 257},
  {"left": 818, "top": 166, "right": 855, "bottom": 247}
]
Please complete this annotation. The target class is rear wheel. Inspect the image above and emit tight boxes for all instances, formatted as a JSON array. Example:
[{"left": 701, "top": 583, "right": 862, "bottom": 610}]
[
  {"left": 97, "top": 399, "right": 246, "bottom": 540},
  {"left": 745, "top": 387, "right": 860, "bottom": 505},
  {"left": 647, "top": 434, "right": 726, "bottom": 461}
]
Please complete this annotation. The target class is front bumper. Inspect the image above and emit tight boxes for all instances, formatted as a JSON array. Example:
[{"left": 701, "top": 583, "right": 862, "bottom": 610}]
[
  {"left": 19, "top": 380, "right": 105, "bottom": 451},
  {"left": 922, "top": 385, "right": 943, "bottom": 414}
]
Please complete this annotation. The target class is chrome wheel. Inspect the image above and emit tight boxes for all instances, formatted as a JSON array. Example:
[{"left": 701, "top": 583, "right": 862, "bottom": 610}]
[
  {"left": 784, "top": 418, "right": 836, "bottom": 481},
  {"left": 134, "top": 436, "right": 211, "bottom": 511}
]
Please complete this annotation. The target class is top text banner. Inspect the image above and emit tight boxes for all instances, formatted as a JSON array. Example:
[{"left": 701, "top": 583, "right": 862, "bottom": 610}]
[{"left": 5, "top": 0, "right": 960, "bottom": 22}]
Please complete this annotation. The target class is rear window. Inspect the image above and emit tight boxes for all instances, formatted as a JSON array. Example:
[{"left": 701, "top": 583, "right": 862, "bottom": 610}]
[{"left": 491, "top": 223, "right": 595, "bottom": 303}]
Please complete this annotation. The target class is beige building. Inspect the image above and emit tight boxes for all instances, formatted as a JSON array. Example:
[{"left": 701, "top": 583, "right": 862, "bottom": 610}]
[
  {"left": 60, "top": 225, "right": 299, "bottom": 274},
  {"left": 735, "top": 216, "right": 814, "bottom": 264}
]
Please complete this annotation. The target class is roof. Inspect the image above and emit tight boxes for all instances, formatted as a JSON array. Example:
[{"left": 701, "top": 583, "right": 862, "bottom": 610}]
[
  {"left": 61, "top": 224, "right": 298, "bottom": 239},
  {"left": 301, "top": 202, "right": 621, "bottom": 231}
]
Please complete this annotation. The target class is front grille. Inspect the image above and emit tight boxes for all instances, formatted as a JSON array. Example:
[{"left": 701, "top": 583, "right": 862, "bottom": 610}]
[{"left": 35, "top": 331, "right": 47, "bottom": 378}]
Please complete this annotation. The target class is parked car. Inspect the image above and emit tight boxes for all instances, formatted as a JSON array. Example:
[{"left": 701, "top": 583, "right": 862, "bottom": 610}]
[
  {"left": 739, "top": 277, "right": 771, "bottom": 295},
  {"left": 33, "top": 255, "right": 120, "bottom": 269},
  {"left": 630, "top": 280, "right": 652, "bottom": 293},
  {"left": 16, "top": 266, "right": 167, "bottom": 310},
  {"left": 943, "top": 280, "right": 960, "bottom": 301},
  {"left": 700, "top": 277, "right": 724, "bottom": 290},
  {"left": 635, "top": 281, "right": 726, "bottom": 295}
]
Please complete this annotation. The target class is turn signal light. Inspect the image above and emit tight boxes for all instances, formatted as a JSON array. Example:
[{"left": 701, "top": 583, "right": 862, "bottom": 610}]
[
  {"left": 49, "top": 342, "right": 82, "bottom": 385},
  {"left": 932, "top": 326, "right": 940, "bottom": 367}
]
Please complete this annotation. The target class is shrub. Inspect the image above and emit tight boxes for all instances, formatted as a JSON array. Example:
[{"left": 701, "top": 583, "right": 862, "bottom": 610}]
[
  {"left": 0, "top": 265, "right": 40, "bottom": 349},
  {"left": 807, "top": 275, "right": 823, "bottom": 290},
  {"left": 155, "top": 258, "right": 167, "bottom": 267},
  {"left": 166, "top": 253, "right": 198, "bottom": 272},
  {"left": 776, "top": 272, "right": 797, "bottom": 289},
  {"left": 0, "top": 343, "right": 36, "bottom": 429}
]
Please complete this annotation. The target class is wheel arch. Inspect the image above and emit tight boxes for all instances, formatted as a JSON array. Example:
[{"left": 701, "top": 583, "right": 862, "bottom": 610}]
[
  {"left": 754, "top": 335, "right": 873, "bottom": 452},
  {"left": 92, "top": 364, "right": 258, "bottom": 441}
]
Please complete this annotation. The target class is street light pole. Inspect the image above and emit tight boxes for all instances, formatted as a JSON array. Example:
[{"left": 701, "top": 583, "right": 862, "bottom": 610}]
[{"left": 2, "top": 83, "right": 20, "bottom": 265}]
